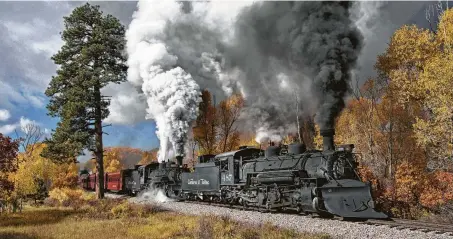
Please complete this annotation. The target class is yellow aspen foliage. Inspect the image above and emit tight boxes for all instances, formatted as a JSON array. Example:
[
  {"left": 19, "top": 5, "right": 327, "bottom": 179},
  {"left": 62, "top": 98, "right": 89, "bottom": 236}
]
[
  {"left": 101, "top": 147, "right": 144, "bottom": 171},
  {"left": 52, "top": 162, "right": 78, "bottom": 189},
  {"left": 436, "top": 8, "right": 453, "bottom": 48},
  {"left": 105, "top": 158, "right": 122, "bottom": 173},
  {"left": 237, "top": 132, "right": 260, "bottom": 148},
  {"left": 376, "top": 25, "right": 438, "bottom": 104},
  {"left": 11, "top": 143, "right": 78, "bottom": 197},
  {"left": 415, "top": 51, "right": 453, "bottom": 160},
  {"left": 138, "top": 149, "right": 158, "bottom": 165}
]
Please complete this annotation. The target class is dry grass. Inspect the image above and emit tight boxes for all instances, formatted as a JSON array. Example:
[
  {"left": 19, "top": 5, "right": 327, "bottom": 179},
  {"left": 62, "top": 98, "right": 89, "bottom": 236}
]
[{"left": 0, "top": 195, "right": 330, "bottom": 239}]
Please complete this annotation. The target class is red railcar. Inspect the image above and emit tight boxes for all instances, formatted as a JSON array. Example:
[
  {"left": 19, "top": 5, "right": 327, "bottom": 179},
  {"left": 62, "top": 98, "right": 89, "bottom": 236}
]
[
  {"left": 81, "top": 170, "right": 134, "bottom": 194},
  {"left": 79, "top": 174, "right": 90, "bottom": 190},
  {"left": 88, "top": 173, "right": 97, "bottom": 191},
  {"left": 105, "top": 172, "right": 122, "bottom": 192}
]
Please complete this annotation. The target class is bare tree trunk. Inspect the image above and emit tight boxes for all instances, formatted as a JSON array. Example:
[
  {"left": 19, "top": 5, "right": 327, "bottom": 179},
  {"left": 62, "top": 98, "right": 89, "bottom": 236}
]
[
  {"left": 388, "top": 97, "right": 395, "bottom": 204},
  {"left": 223, "top": 131, "right": 229, "bottom": 152},
  {"left": 94, "top": 82, "right": 104, "bottom": 199}
]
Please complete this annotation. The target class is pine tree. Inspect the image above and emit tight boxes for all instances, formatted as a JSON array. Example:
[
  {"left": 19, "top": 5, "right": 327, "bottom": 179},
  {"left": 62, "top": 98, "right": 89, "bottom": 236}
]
[{"left": 42, "top": 3, "right": 127, "bottom": 199}]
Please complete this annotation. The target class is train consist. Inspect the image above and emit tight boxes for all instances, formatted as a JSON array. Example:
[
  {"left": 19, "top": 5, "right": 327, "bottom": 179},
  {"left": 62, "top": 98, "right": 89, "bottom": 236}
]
[{"left": 80, "top": 129, "right": 388, "bottom": 219}]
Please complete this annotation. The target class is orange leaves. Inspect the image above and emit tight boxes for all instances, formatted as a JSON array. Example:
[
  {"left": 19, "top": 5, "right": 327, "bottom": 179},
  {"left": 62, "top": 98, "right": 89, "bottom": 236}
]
[
  {"left": 193, "top": 90, "right": 218, "bottom": 155},
  {"left": 52, "top": 162, "right": 79, "bottom": 189},
  {"left": 420, "top": 171, "right": 453, "bottom": 208},
  {"left": 103, "top": 147, "right": 145, "bottom": 171},
  {"left": 193, "top": 91, "right": 245, "bottom": 155},
  {"left": 85, "top": 147, "right": 155, "bottom": 172},
  {"left": 393, "top": 162, "right": 426, "bottom": 204}
]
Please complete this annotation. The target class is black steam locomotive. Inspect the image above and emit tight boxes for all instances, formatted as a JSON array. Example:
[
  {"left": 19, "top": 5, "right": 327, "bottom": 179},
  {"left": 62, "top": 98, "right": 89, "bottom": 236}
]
[
  {"left": 80, "top": 129, "right": 387, "bottom": 219},
  {"left": 178, "top": 129, "right": 387, "bottom": 219}
]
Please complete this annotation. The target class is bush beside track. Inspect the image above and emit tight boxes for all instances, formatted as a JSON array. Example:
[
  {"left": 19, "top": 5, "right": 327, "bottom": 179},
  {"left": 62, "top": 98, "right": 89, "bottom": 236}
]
[{"left": 0, "top": 188, "right": 329, "bottom": 239}]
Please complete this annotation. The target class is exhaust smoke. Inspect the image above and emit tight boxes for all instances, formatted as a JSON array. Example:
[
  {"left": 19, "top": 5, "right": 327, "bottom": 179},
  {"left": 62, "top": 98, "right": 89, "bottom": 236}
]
[{"left": 124, "top": 1, "right": 369, "bottom": 154}]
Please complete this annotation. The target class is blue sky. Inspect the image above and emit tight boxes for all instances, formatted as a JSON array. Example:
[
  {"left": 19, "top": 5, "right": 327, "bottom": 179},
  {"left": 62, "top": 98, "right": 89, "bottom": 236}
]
[
  {"left": 0, "top": 1, "right": 158, "bottom": 162},
  {"left": 0, "top": 1, "right": 433, "bottom": 162}
]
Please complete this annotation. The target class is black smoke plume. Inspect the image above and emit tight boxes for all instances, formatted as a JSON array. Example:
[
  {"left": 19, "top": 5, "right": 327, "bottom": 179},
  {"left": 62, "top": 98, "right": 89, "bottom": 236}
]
[{"left": 226, "top": 1, "right": 363, "bottom": 133}]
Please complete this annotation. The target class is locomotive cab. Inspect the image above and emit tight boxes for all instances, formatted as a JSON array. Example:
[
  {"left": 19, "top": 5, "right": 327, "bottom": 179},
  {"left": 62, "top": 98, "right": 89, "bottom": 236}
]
[
  {"left": 214, "top": 148, "right": 263, "bottom": 184},
  {"left": 128, "top": 162, "right": 159, "bottom": 194}
]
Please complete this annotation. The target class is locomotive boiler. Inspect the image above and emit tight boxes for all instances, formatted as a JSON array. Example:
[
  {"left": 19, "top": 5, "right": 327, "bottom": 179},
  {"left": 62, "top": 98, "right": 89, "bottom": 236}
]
[{"left": 179, "top": 129, "right": 388, "bottom": 219}]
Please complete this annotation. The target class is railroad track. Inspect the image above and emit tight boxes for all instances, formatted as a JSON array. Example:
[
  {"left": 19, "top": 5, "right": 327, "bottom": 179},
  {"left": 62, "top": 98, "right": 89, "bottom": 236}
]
[
  {"left": 362, "top": 218, "right": 453, "bottom": 236},
  {"left": 170, "top": 199, "right": 453, "bottom": 236},
  {"left": 105, "top": 192, "right": 453, "bottom": 236}
]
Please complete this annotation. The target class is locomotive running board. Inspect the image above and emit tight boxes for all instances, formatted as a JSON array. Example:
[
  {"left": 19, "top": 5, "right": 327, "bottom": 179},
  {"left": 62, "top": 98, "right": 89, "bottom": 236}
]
[{"left": 320, "top": 179, "right": 388, "bottom": 219}]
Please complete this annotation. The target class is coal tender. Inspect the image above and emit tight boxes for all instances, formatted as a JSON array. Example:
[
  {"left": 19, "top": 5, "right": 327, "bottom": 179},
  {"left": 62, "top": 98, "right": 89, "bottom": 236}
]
[{"left": 180, "top": 129, "right": 388, "bottom": 219}]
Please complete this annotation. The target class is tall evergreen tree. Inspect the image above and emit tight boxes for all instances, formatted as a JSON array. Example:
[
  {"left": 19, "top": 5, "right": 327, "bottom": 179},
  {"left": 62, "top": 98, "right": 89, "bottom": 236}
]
[{"left": 42, "top": 3, "right": 127, "bottom": 199}]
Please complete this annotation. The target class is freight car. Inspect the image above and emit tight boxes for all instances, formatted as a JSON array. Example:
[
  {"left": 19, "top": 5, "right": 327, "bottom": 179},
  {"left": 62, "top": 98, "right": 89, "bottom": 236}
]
[
  {"left": 81, "top": 169, "right": 136, "bottom": 194},
  {"left": 80, "top": 161, "right": 189, "bottom": 196}
]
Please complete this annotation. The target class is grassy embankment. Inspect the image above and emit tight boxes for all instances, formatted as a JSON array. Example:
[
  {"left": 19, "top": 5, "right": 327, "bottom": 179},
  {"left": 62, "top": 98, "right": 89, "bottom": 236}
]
[{"left": 0, "top": 189, "right": 330, "bottom": 239}]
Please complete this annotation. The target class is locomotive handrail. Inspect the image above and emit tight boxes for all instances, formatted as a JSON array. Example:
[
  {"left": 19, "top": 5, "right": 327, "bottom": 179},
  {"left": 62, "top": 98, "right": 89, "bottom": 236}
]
[
  {"left": 320, "top": 167, "right": 342, "bottom": 187},
  {"left": 341, "top": 153, "right": 361, "bottom": 180}
]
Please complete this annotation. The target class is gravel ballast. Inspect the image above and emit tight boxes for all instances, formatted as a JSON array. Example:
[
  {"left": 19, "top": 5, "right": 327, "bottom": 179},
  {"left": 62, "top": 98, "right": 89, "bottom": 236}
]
[{"left": 129, "top": 196, "right": 453, "bottom": 239}]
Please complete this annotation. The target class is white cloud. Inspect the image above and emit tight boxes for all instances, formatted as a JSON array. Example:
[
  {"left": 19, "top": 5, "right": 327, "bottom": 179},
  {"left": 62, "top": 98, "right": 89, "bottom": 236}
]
[
  {"left": 0, "top": 1, "right": 138, "bottom": 112},
  {"left": 0, "top": 124, "right": 17, "bottom": 135},
  {"left": 0, "top": 116, "right": 39, "bottom": 135},
  {"left": 0, "top": 109, "right": 11, "bottom": 121},
  {"left": 0, "top": 2, "right": 73, "bottom": 110},
  {"left": 19, "top": 116, "right": 38, "bottom": 132},
  {"left": 103, "top": 82, "right": 147, "bottom": 125},
  {"left": 77, "top": 149, "right": 93, "bottom": 164}
]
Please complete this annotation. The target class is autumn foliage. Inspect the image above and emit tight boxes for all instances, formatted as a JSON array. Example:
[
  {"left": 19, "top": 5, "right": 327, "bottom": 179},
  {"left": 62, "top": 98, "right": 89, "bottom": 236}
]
[
  {"left": 0, "top": 133, "right": 20, "bottom": 197},
  {"left": 323, "top": 8, "right": 453, "bottom": 219},
  {"left": 83, "top": 147, "right": 157, "bottom": 173},
  {"left": 4, "top": 7, "right": 453, "bottom": 223},
  {"left": 192, "top": 91, "right": 247, "bottom": 158}
]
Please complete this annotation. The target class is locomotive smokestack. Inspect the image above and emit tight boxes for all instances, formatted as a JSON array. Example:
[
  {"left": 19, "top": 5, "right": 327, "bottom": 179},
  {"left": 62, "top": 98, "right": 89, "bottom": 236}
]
[
  {"left": 176, "top": 155, "right": 183, "bottom": 166},
  {"left": 320, "top": 128, "right": 335, "bottom": 152}
]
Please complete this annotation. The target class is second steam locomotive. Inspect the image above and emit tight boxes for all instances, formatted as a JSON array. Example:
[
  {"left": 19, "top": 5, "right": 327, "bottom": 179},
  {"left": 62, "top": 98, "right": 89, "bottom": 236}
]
[{"left": 80, "top": 129, "right": 387, "bottom": 219}]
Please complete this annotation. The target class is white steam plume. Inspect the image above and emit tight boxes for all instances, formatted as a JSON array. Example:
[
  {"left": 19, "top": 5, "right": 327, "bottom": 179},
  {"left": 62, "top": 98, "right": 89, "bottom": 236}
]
[
  {"left": 124, "top": 1, "right": 383, "bottom": 152},
  {"left": 127, "top": 1, "right": 201, "bottom": 162}
]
